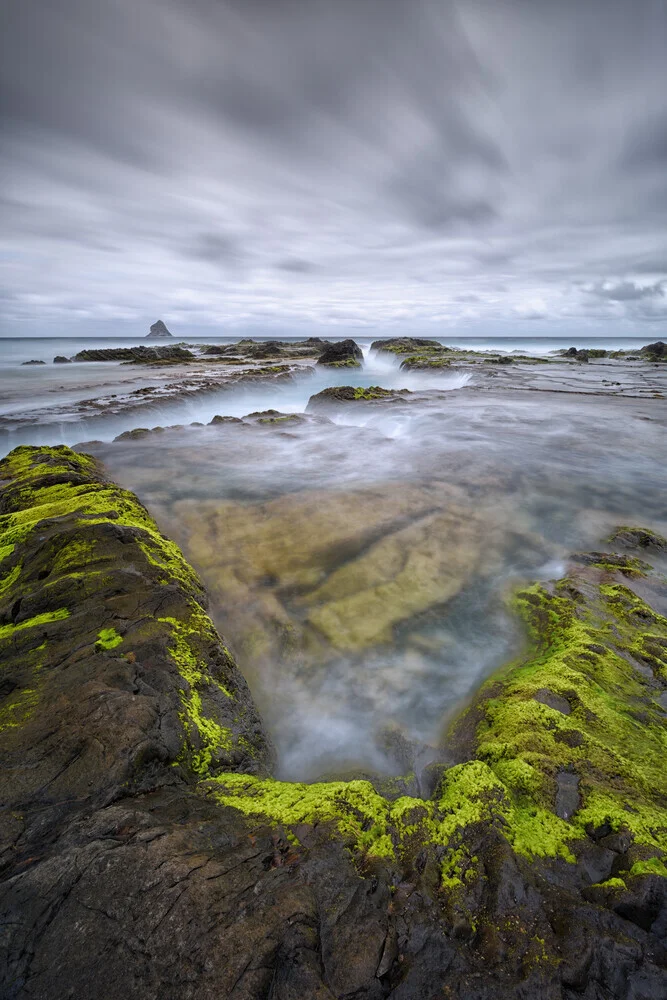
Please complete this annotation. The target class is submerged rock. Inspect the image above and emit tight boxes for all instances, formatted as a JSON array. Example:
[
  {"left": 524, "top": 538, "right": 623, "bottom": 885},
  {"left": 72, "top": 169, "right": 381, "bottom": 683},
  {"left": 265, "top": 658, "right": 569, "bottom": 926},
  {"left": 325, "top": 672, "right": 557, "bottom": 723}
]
[
  {"left": 21, "top": 359, "right": 46, "bottom": 366},
  {"left": 316, "top": 338, "right": 363, "bottom": 366},
  {"left": 1, "top": 446, "right": 667, "bottom": 999},
  {"left": 146, "top": 318, "right": 173, "bottom": 338}
]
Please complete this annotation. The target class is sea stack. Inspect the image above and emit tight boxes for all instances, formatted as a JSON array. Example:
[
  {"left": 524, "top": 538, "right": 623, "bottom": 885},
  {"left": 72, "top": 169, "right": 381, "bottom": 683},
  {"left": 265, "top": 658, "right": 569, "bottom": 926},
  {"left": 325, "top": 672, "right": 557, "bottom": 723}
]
[{"left": 146, "top": 319, "right": 173, "bottom": 339}]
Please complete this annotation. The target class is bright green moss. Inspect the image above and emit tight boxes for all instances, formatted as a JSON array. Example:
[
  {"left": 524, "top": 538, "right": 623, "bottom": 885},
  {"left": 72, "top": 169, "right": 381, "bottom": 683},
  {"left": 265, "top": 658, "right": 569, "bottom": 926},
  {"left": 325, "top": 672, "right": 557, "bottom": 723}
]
[
  {"left": 0, "top": 543, "right": 14, "bottom": 563},
  {"left": 0, "top": 563, "right": 21, "bottom": 597},
  {"left": 202, "top": 562, "right": 667, "bottom": 886},
  {"left": 352, "top": 386, "right": 396, "bottom": 400},
  {"left": 0, "top": 608, "right": 70, "bottom": 642},
  {"left": 629, "top": 857, "right": 667, "bottom": 878},
  {"left": 159, "top": 612, "right": 235, "bottom": 775},
  {"left": 206, "top": 774, "right": 395, "bottom": 858},
  {"left": 0, "top": 448, "right": 202, "bottom": 599},
  {"left": 594, "top": 877, "right": 626, "bottom": 889},
  {"left": 96, "top": 627, "right": 123, "bottom": 650}
]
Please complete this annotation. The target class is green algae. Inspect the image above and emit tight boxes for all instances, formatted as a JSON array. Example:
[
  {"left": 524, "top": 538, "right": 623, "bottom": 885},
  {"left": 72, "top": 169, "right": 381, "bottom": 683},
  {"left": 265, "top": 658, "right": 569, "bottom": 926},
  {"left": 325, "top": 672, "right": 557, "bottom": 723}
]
[
  {"left": 352, "top": 386, "right": 396, "bottom": 399},
  {"left": 400, "top": 354, "right": 451, "bottom": 369},
  {"left": 0, "top": 445, "right": 251, "bottom": 780},
  {"left": 159, "top": 611, "right": 236, "bottom": 775},
  {"left": 96, "top": 627, "right": 123, "bottom": 650},
  {"left": 629, "top": 857, "right": 667, "bottom": 878},
  {"left": 0, "top": 609, "right": 70, "bottom": 642},
  {"left": 0, "top": 448, "right": 202, "bottom": 599},
  {"left": 202, "top": 559, "right": 667, "bottom": 888},
  {"left": 0, "top": 562, "right": 21, "bottom": 597}
]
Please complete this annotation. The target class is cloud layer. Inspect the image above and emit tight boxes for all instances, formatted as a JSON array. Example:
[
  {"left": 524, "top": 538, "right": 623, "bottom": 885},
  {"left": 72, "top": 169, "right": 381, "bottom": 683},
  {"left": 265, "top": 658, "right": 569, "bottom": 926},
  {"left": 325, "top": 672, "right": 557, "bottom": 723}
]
[{"left": 2, "top": 0, "right": 666, "bottom": 336}]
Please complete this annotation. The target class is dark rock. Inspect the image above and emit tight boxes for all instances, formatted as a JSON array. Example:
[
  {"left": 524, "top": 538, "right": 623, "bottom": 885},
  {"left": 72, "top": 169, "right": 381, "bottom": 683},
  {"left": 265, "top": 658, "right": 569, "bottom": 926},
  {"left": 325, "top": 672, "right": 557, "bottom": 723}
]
[
  {"left": 534, "top": 688, "right": 571, "bottom": 715},
  {"left": 640, "top": 341, "right": 666, "bottom": 360},
  {"left": 2, "top": 458, "right": 667, "bottom": 1000},
  {"left": 607, "top": 525, "right": 667, "bottom": 552},
  {"left": 370, "top": 337, "right": 443, "bottom": 354},
  {"left": 563, "top": 347, "right": 590, "bottom": 362},
  {"left": 53, "top": 355, "right": 71, "bottom": 364},
  {"left": 21, "top": 359, "right": 46, "bottom": 365},
  {"left": 555, "top": 770, "right": 580, "bottom": 820},
  {"left": 113, "top": 427, "right": 152, "bottom": 441},
  {"left": 74, "top": 346, "right": 195, "bottom": 363},
  {"left": 316, "top": 339, "right": 363, "bottom": 366},
  {"left": 146, "top": 319, "right": 173, "bottom": 338},
  {"left": 307, "top": 385, "right": 410, "bottom": 411},
  {"left": 209, "top": 414, "right": 243, "bottom": 425}
]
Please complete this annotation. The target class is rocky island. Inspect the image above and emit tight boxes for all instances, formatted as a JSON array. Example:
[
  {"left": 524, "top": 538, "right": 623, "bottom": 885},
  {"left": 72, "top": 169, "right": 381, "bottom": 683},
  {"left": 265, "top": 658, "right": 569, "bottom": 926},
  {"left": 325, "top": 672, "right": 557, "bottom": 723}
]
[{"left": 146, "top": 319, "right": 173, "bottom": 339}]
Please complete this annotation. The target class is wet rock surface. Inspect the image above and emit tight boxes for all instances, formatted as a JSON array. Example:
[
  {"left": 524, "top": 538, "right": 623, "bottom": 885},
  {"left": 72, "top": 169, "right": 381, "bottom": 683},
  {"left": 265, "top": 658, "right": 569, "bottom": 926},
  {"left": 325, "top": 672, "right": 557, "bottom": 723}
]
[
  {"left": 73, "top": 345, "right": 195, "bottom": 363},
  {"left": 1, "top": 446, "right": 666, "bottom": 999},
  {"left": 317, "top": 338, "right": 364, "bottom": 367}
]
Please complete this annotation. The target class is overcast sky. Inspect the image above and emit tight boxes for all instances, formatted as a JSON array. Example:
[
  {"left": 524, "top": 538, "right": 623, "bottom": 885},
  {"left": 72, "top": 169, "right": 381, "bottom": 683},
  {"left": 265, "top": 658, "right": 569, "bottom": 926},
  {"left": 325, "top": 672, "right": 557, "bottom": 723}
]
[{"left": 1, "top": 0, "right": 666, "bottom": 337}]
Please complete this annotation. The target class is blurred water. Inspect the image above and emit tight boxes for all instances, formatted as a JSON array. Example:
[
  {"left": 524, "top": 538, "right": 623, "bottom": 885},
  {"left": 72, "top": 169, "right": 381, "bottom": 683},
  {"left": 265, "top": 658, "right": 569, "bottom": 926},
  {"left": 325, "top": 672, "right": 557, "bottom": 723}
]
[{"left": 91, "top": 387, "right": 667, "bottom": 780}]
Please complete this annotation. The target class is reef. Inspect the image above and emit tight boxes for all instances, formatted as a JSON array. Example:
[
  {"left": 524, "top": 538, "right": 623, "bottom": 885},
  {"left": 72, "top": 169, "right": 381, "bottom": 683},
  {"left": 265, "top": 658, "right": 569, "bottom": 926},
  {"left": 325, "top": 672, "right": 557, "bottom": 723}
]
[{"left": 1, "top": 446, "right": 666, "bottom": 999}]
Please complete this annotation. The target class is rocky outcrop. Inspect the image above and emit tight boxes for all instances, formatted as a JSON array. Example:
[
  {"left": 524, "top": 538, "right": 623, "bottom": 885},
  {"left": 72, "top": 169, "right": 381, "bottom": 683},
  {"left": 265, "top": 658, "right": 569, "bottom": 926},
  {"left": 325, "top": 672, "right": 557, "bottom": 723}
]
[
  {"left": 53, "top": 355, "right": 71, "bottom": 364},
  {"left": 74, "top": 346, "right": 195, "bottom": 363},
  {"left": 1, "top": 446, "right": 666, "bottom": 999},
  {"left": 641, "top": 341, "right": 667, "bottom": 361},
  {"left": 400, "top": 354, "right": 451, "bottom": 369},
  {"left": 146, "top": 319, "right": 173, "bottom": 338},
  {"left": 316, "top": 339, "right": 363, "bottom": 367},
  {"left": 307, "top": 384, "right": 410, "bottom": 412},
  {"left": 20, "top": 360, "right": 45, "bottom": 366},
  {"left": 371, "top": 337, "right": 443, "bottom": 354}
]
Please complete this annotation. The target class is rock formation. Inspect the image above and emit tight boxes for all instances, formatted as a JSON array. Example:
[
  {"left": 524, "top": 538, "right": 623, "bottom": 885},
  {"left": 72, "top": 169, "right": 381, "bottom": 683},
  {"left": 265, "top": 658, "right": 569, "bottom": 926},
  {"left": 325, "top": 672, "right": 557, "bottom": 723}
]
[
  {"left": 1, "top": 446, "right": 666, "bottom": 999},
  {"left": 74, "top": 345, "right": 195, "bottom": 363},
  {"left": 316, "top": 338, "right": 363, "bottom": 367},
  {"left": 147, "top": 319, "right": 173, "bottom": 338}
]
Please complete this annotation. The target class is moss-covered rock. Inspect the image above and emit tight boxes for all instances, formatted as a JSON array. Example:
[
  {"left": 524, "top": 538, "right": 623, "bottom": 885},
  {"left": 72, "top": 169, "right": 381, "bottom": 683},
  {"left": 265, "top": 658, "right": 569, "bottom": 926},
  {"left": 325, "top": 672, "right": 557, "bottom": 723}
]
[
  {"left": 316, "top": 339, "right": 363, "bottom": 366},
  {"left": 306, "top": 384, "right": 411, "bottom": 411},
  {"left": 2, "top": 457, "right": 666, "bottom": 999},
  {"left": 400, "top": 354, "right": 452, "bottom": 369},
  {"left": 0, "top": 445, "right": 271, "bottom": 803},
  {"left": 370, "top": 337, "right": 445, "bottom": 355}
]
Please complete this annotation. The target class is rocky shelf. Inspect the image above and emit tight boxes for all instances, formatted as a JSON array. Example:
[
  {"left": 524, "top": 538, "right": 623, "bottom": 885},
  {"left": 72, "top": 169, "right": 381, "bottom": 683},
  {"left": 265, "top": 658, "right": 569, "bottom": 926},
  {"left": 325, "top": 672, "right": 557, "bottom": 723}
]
[{"left": 1, "top": 446, "right": 666, "bottom": 999}]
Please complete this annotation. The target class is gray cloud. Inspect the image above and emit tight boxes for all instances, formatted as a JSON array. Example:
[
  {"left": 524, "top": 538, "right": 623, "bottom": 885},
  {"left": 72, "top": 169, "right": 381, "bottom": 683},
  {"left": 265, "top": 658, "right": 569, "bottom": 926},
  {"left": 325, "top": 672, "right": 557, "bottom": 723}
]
[
  {"left": 1, "top": 0, "right": 667, "bottom": 335},
  {"left": 590, "top": 280, "right": 666, "bottom": 301}
]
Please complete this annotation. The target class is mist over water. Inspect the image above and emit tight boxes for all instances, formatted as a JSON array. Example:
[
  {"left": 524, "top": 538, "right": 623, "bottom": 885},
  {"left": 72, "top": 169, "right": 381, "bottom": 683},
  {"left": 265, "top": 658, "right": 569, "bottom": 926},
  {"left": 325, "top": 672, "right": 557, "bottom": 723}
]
[
  {"left": 1, "top": 336, "right": 666, "bottom": 779},
  {"left": 89, "top": 383, "right": 667, "bottom": 781}
]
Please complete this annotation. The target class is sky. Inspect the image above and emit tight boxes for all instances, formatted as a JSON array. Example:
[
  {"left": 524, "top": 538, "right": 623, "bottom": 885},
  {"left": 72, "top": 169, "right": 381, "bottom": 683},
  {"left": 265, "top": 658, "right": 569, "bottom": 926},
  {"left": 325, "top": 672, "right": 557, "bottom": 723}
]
[{"left": 1, "top": 0, "right": 667, "bottom": 338}]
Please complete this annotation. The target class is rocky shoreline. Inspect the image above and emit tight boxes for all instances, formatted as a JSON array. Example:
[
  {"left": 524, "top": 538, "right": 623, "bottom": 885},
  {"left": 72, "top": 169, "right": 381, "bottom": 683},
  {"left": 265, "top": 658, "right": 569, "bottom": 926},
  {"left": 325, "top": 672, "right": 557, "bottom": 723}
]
[
  {"left": 4, "top": 338, "right": 666, "bottom": 444},
  {"left": 1, "top": 446, "right": 666, "bottom": 998}
]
